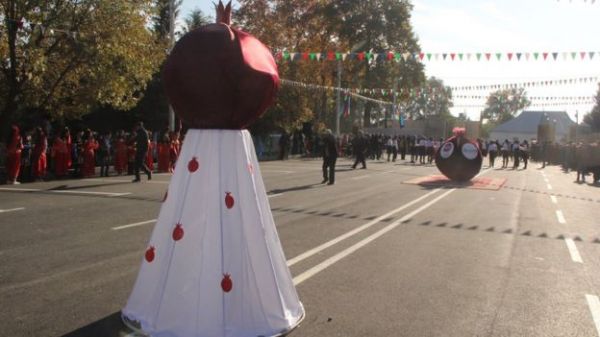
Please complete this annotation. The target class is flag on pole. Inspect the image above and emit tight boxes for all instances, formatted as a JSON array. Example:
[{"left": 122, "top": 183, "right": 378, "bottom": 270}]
[{"left": 343, "top": 92, "right": 351, "bottom": 118}]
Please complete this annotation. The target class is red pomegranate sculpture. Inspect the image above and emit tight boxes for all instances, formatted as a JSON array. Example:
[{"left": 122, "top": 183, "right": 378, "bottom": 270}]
[
  {"left": 435, "top": 128, "right": 482, "bottom": 182},
  {"left": 162, "top": 1, "right": 279, "bottom": 129}
]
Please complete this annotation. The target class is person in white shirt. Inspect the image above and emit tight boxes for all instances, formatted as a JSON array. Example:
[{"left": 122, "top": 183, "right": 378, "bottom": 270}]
[
  {"left": 501, "top": 140, "right": 510, "bottom": 168},
  {"left": 488, "top": 141, "right": 498, "bottom": 168}
]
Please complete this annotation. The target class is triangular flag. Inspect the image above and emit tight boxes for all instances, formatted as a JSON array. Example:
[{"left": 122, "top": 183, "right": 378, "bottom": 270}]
[
  {"left": 309, "top": 53, "right": 316, "bottom": 60},
  {"left": 302, "top": 52, "right": 309, "bottom": 60},
  {"left": 495, "top": 53, "right": 502, "bottom": 60},
  {"left": 589, "top": 52, "right": 595, "bottom": 60},
  {"left": 283, "top": 51, "right": 290, "bottom": 60},
  {"left": 442, "top": 53, "right": 448, "bottom": 60},
  {"left": 357, "top": 52, "right": 365, "bottom": 61},
  {"left": 525, "top": 52, "right": 530, "bottom": 60},
  {"left": 419, "top": 53, "right": 425, "bottom": 61},
  {"left": 552, "top": 52, "right": 558, "bottom": 60},
  {"left": 327, "top": 52, "right": 335, "bottom": 61},
  {"left": 466, "top": 53, "right": 472, "bottom": 60},
  {"left": 580, "top": 51, "right": 586, "bottom": 60},
  {"left": 507, "top": 53, "right": 513, "bottom": 60},
  {"left": 387, "top": 52, "right": 394, "bottom": 61},
  {"left": 450, "top": 53, "right": 456, "bottom": 60},
  {"left": 533, "top": 52, "right": 539, "bottom": 60},
  {"left": 395, "top": 52, "right": 402, "bottom": 61},
  {"left": 542, "top": 52, "right": 548, "bottom": 60},
  {"left": 427, "top": 53, "right": 432, "bottom": 61},
  {"left": 402, "top": 52, "right": 410, "bottom": 61},
  {"left": 571, "top": 52, "right": 577, "bottom": 60},
  {"left": 458, "top": 53, "right": 463, "bottom": 60},
  {"left": 485, "top": 53, "right": 491, "bottom": 60},
  {"left": 562, "top": 52, "right": 568, "bottom": 60},
  {"left": 335, "top": 52, "right": 342, "bottom": 61},
  {"left": 516, "top": 53, "right": 522, "bottom": 60}
]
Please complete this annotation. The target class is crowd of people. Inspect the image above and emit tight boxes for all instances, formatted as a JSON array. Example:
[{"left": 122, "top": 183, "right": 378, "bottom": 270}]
[{"left": 4, "top": 122, "right": 183, "bottom": 184}]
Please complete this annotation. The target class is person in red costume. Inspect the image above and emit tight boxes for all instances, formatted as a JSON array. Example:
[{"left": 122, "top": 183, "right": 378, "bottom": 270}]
[
  {"left": 51, "top": 131, "right": 69, "bottom": 178},
  {"left": 63, "top": 127, "right": 72, "bottom": 171},
  {"left": 6, "top": 125, "right": 23, "bottom": 184},
  {"left": 31, "top": 127, "right": 48, "bottom": 181},
  {"left": 169, "top": 131, "right": 180, "bottom": 169},
  {"left": 157, "top": 131, "right": 172, "bottom": 173},
  {"left": 81, "top": 129, "right": 99, "bottom": 178},
  {"left": 114, "top": 131, "right": 128, "bottom": 175},
  {"left": 145, "top": 131, "right": 155, "bottom": 172}
]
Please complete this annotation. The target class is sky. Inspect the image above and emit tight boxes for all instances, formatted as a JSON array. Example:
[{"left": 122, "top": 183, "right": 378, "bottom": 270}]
[{"left": 181, "top": 0, "right": 600, "bottom": 121}]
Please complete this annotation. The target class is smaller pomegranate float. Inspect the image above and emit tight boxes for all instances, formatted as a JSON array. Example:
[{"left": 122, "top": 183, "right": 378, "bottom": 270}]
[
  {"left": 435, "top": 128, "right": 483, "bottom": 182},
  {"left": 122, "top": 2, "right": 304, "bottom": 337}
]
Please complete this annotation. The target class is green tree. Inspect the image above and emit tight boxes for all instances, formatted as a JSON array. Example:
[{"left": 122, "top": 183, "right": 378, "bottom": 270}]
[
  {"left": 183, "top": 8, "right": 212, "bottom": 33},
  {"left": 482, "top": 88, "right": 530, "bottom": 124},
  {"left": 236, "top": 0, "right": 425, "bottom": 133},
  {"left": 583, "top": 83, "right": 600, "bottom": 132},
  {"left": 404, "top": 77, "right": 453, "bottom": 120},
  {"left": 0, "top": 0, "right": 165, "bottom": 138}
]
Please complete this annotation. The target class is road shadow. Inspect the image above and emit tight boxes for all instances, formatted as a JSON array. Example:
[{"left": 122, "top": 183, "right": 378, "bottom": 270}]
[
  {"left": 61, "top": 312, "right": 133, "bottom": 337},
  {"left": 47, "top": 182, "right": 131, "bottom": 191},
  {"left": 269, "top": 183, "right": 322, "bottom": 194}
]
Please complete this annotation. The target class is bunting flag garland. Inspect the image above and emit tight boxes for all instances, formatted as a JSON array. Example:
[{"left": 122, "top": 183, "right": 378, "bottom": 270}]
[
  {"left": 450, "top": 76, "right": 600, "bottom": 91},
  {"left": 274, "top": 50, "right": 600, "bottom": 63},
  {"left": 453, "top": 100, "right": 596, "bottom": 109},
  {"left": 280, "top": 79, "right": 393, "bottom": 105},
  {"left": 454, "top": 95, "right": 595, "bottom": 101}
]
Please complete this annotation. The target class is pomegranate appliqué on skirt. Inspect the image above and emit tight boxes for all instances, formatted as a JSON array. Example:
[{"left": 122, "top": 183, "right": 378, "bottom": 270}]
[
  {"left": 172, "top": 224, "right": 184, "bottom": 241},
  {"left": 145, "top": 246, "right": 155, "bottom": 262},
  {"left": 221, "top": 274, "right": 233, "bottom": 292},
  {"left": 225, "top": 192, "right": 235, "bottom": 209},
  {"left": 188, "top": 157, "right": 199, "bottom": 173}
]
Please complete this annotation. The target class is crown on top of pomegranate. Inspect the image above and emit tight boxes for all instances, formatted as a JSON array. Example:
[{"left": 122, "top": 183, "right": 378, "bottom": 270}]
[
  {"left": 162, "top": 0, "right": 279, "bottom": 130},
  {"left": 216, "top": 1, "right": 232, "bottom": 25}
]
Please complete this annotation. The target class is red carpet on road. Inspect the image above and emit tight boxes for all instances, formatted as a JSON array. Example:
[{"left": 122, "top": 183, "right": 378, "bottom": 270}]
[{"left": 404, "top": 175, "right": 507, "bottom": 191}]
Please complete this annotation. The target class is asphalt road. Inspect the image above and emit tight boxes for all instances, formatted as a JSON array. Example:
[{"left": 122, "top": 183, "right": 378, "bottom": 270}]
[{"left": 1, "top": 157, "right": 599, "bottom": 337}]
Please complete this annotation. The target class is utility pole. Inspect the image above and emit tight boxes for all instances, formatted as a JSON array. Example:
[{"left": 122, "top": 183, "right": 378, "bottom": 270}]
[
  {"left": 168, "top": 0, "right": 176, "bottom": 131},
  {"left": 335, "top": 60, "right": 342, "bottom": 136}
]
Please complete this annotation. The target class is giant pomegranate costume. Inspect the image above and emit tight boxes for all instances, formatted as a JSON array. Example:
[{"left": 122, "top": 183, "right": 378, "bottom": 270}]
[
  {"left": 122, "top": 2, "right": 304, "bottom": 336},
  {"left": 435, "top": 128, "right": 483, "bottom": 182}
]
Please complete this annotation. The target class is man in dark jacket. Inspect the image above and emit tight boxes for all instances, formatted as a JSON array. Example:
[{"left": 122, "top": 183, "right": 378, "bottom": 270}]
[
  {"left": 133, "top": 122, "right": 152, "bottom": 182},
  {"left": 351, "top": 131, "right": 367, "bottom": 169},
  {"left": 321, "top": 129, "right": 338, "bottom": 185}
]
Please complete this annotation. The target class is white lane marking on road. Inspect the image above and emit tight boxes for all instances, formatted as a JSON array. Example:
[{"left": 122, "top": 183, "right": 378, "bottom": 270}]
[
  {"left": 261, "top": 170, "right": 295, "bottom": 174},
  {"left": 565, "top": 238, "right": 583, "bottom": 263},
  {"left": 286, "top": 188, "right": 442, "bottom": 267},
  {"left": 51, "top": 190, "right": 132, "bottom": 197},
  {"left": 556, "top": 210, "right": 566, "bottom": 224},
  {"left": 83, "top": 178, "right": 169, "bottom": 185},
  {"left": 586, "top": 294, "right": 600, "bottom": 337},
  {"left": 293, "top": 188, "right": 456, "bottom": 285},
  {"left": 0, "top": 187, "right": 40, "bottom": 192},
  {"left": 268, "top": 193, "right": 284, "bottom": 198},
  {"left": 551, "top": 196, "right": 558, "bottom": 204},
  {"left": 351, "top": 174, "right": 371, "bottom": 180},
  {"left": 0, "top": 207, "right": 25, "bottom": 213},
  {"left": 547, "top": 184, "right": 553, "bottom": 190},
  {"left": 112, "top": 219, "right": 157, "bottom": 231},
  {"left": 0, "top": 187, "right": 130, "bottom": 197}
]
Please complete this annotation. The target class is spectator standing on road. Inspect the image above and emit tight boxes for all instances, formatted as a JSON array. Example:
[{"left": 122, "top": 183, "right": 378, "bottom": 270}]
[
  {"left": 512, "top": 140, "right": 520, "bottom": 169},
  {"left": 520, "top": 140, "right": 530, "bottom": 170},
  {"left": 321, "top": 129, "right": 338, "bottom": 185},
  {"left": 398, "top": 135, "right": 407, "bottom": 160},
  {"left": 97, "top": 132, "right": 112, "bottom": 177},
  {"left": 6, "top": 125, "right": 23, "bottom": 184},
  {"left": 158, "top": 132, "right": 172, "bottom": 173},
  {"left": 51, "top": 131, "right": 69, "bottom": 178},
  {"left": 82, "top": 129, "right": 99, "bottom": 178},
  {"left": 31, "top": 127, "right": 48, "bottom": 181},
  {"left": 501, "top": 140, "right": 510, "bottom": 168},
  {"left": 132, "top": 122, "right": 152, "bottom": 183},
  {"left": 278, "top": 130, "right": 290, "bottom": 160},
  {"left": 351, "top": 131, "right": 367, "bottom": 169},
  {"left": 488, "top": 141, "right": 498, "bottom": 168},
  {"left": 114, "top": 131, "right": 128, "bottom": 175}
]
